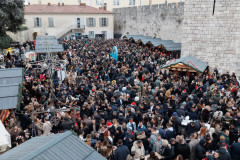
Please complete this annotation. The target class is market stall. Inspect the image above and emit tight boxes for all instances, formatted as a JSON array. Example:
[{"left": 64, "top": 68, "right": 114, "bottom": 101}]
[{"left": 162, "top": 55, "right": 208, "bottom": 75}]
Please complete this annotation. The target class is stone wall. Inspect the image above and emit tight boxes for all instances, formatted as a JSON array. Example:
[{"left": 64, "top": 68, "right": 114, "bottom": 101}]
[
  {"left": 181, "top": 0, "right": 240, "bottom": 76},
  {"left": 7, "top": 30, "right": 30, "bottom": 44},
  {"left": 113, "top": 3, "right": 184, "bottom": 43}
]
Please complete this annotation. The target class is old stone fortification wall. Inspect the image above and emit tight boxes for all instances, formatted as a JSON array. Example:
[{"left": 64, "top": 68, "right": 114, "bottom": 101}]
[
  {"left": 181, "top": 0, "right": 240, "bottom": 76},
  {"left": 113, "top": 3, "right": 184, "bottom": 43}
]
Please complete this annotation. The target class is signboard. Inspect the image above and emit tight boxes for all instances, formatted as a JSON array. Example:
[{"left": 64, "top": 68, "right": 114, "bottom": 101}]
[{"left": 25, "top": 52, "right": 36, "bottom": 61}]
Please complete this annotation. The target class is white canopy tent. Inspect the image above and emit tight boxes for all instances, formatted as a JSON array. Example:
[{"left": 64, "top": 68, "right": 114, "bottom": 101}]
[{"left": 0, "top": 120, "right": 11, "bottom": 152}]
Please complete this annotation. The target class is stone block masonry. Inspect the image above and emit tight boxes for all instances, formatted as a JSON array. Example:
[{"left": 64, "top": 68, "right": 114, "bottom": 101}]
[
  {"left": 113, "top": 3, "right": 184, "bottom": 43},
  {"left": 182, "top": 0, "right": 240, "bottom": 77}
]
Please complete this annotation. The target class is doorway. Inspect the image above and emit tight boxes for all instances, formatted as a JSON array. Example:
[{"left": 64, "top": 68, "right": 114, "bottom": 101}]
[{"left": 33, "top": 32, "right": 38, "bottom": 40}]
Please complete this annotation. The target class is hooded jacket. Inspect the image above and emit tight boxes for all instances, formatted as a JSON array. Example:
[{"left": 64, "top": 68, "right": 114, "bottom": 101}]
[{"left": 196, "top": 139, "right": 207, "bottom": 160}]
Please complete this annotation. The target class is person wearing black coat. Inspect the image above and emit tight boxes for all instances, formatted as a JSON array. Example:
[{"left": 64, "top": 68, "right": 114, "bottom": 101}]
[
  {"left": 219, "top": 144, "right": 231, "bottom": 160},
  {"left": 185, "top": 121, "right": 199, "bottom": 138},
  {"left": 160, "top": 140, "right": 172, "bottom": 160},
  {"left": 113, "top": 127, "right": 123, "bottom": 145},
  {"left": 231, "top": 138, "right": 240, "bottom": 160},
  {"left": 196, "top": 138, "right": 207, "bottom": 160},
  {"left": 175, "top": 139, "right": 190, "bottom": 160},
  {"left": 61, "top": 117, "right": 74, "bottom": 131},
  {"left": 115, "top": 139, "right": 130, "bottom": 160},
  {"left": 88, "top": 120, "right": 100, "bottom": 133}
]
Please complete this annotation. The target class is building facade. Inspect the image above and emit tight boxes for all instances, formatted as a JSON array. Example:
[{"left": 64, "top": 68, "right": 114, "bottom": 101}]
[
  {"left": 26, "top": 0, "right": 185, "bottom": 11},
  {"left": 10, "top": 4, "right": 114, "bottom": 42},
  {"left": 114, "top": 3, "right": 184, "bottom": 43},
  {"left": 181, "top": 0, "right": 240, "bottom": 76}
]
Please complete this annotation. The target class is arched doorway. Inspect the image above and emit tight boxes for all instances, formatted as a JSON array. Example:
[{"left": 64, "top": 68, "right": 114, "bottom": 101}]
[{"left": 33, "top": 32, "right": 38, "bottom": 40}]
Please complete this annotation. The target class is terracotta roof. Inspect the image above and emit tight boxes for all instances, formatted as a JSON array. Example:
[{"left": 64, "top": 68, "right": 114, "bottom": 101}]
[{"left": 25, "top": 4, "right": 113, "bottom": 14}]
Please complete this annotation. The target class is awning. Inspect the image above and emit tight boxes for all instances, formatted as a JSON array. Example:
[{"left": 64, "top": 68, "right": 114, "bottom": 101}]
[
  {"left": 162, "top": 55, "right": 208, "bottom": 73},
  {"left": 124, "top": 35, "right": 181, "bottom": 51}
]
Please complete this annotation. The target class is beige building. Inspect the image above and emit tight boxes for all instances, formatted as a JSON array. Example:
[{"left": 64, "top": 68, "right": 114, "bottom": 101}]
[
  {"left": 12, "top": 4, "right": 114, "bottom": 42},
  {"left": 26, "top": 0, "right": 185, "bottom": 11}
]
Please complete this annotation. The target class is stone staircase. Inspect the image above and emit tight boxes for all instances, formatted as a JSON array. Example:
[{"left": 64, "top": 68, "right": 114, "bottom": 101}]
[{"left": 56, "top": 25, "right": 85, "bottom": 39}]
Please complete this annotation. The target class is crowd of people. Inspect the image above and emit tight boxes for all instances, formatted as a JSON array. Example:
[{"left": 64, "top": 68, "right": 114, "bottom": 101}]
[{"left": 2, "top": 38, "right": 240, "bottom": 160}]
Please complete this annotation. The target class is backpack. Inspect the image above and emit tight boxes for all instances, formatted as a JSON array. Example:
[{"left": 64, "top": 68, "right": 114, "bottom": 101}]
[{"left": 213, "top": 111, "right": 223, "bottom": 120}]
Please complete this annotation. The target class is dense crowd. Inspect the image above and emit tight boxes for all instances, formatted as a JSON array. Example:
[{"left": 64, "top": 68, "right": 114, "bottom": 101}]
[{"left": 3, "top": 38, "right": 240, "bottom": 160}]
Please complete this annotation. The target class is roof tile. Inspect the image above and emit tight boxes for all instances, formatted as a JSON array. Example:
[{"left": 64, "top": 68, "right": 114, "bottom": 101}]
[{"left": 25, "top": 4, "right": 113, "bottom": 14}]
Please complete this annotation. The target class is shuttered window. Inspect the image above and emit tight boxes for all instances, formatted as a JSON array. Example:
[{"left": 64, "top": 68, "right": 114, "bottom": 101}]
[
  {"left": 99, "top": 18, "right": 108, "bottom": 27},
  {"left": 129, "top": 0, "right": 135, "bottom": 5},
  {"left": 34, "top": 17, "right": 42, "bottom": 27},
  {"left": 96, "top": 0, "right": 102, "bottom": 5},
  {"left": 86, "top": 18, "right": 96, "bottom": 27},
  {"left": 76, "top": 18, "right": 84, "bottom": 29},
  {"left": 113, "top": 0, "right": 119, "bottom": 5}
]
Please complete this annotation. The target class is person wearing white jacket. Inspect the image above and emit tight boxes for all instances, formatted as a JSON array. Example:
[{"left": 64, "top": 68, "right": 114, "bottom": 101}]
[
  {"left": 131, "top": 140, "right": 145, "bottom": 160},
  {"left": 42, "top": 117, "right": 52, "bottom": 136}
]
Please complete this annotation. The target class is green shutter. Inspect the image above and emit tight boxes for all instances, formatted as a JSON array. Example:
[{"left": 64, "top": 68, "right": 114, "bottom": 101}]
[
  {"left": 93, "top": 18, "right": 96, "bottom": 27},
  {"left": 39, "top": 18, "right": 42, "bottom": 27},
  {"left": 34, "top": 18, "right": 37, "bottom": 27},
  {"left": 86, "top": 18, "right": 89, "bottom": 27},
  {"left": 99, "top": 18, "right": 102, "bottom": 27},
  {"left": 106, "top": 18, "right": 108, "bottom": 27}
]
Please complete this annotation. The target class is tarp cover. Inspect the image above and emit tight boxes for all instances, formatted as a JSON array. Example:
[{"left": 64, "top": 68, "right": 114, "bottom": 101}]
[
  {"left": 124, "top": 35, "right": 181, "bottom": 51},
  {"left": 0, "top": 120, "right": 11, "bottom": 152}
]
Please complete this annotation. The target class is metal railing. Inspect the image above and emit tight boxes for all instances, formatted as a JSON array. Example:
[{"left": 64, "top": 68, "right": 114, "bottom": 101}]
[{"left": 56, "top": 25, "right": 85, "bottom": 39}]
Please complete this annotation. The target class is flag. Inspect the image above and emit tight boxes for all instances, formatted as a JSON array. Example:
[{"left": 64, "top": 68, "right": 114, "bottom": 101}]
[{"left": 0, "top": 110, "right": 10, "bottom": 122}]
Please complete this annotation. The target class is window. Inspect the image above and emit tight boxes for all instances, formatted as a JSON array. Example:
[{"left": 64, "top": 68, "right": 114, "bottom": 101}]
[
  {"left": 96, "top": 0, "right": 103, "bottom": 5},
  {"left": 89, "top": 31, "right": 95, "bottom": 38},
  {"left": 87, "top": 18, "right": 96, "bottom": 27},
  {"left": 165, "top": 0, "right": 168, "bottom": 5},
  {"left": 140, "top": 0, "right": 145, "bottom": 6},
  {"left": 48, "top": 17, "right": 54, "bottom": 27},
  {"left": 76, "top": 18, "right": 84, "bottom": 29},
  {"left": 113, "top": 0, "right": 119, "bottom": 5},
  {"left": 99, "top": 18, "right": 108, "bottom": 27},
  {"left": 34, "top": 17, "right": 42, "bottom": 27},
  {"left": 101, "top": 31, "right": 107, "bottom": 39},
  {"left": 78, "top": 0, "right": 81, "bottom": 4},
  {"left": 129, "top": 0, "right": 135, "bottom": 5}
]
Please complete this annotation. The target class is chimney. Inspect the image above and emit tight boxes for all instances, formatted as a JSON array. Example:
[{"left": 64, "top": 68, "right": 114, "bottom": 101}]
[
  {"left": 58, "top": 3, "right": 60, "bottom": 6},
  {"left": 48, "top": 2, "right": 51, "bottom": 6},
  {"left": 80, "top": 3, "right": 86, "bottom": 6},
  {"left": 62, "top": 3, "right": 64, "bottom": 6},
  {"left": 103, "top": 3, "right": 107, "bottom": 11}
]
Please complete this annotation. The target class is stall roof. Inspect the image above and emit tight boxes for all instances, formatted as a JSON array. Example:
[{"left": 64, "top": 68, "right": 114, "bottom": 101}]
[
  {"left": 162, "top": 55, "right": 208, "bottom": 73},
  {"left": 0, "top": 131, "right": 106, "bottom": 160},
  {"left": 0, "top": 68, "right": 23, "bottom": 110},
  {"left": 0, "top": 84, "right": 20, "bottom": 110},
  {"left": 124, "top": 35, "right": 181, "bottom": 51},
  {"left": 35, "top": 36, "right": 64, "bottom": 53}
]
